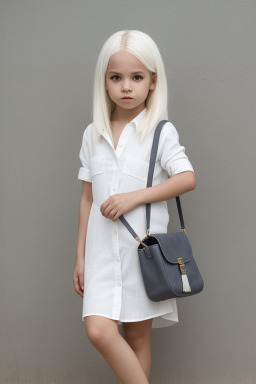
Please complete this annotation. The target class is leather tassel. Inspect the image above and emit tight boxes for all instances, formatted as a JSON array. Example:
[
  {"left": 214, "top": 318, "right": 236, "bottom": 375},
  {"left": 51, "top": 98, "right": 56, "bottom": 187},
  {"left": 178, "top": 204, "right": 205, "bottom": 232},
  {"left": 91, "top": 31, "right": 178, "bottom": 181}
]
[
  {"left": 177, "top": 257, "right": 191, "bottom": 292},
  {"left": 181, "top": 273, "right": 191, "bottom": 292}
]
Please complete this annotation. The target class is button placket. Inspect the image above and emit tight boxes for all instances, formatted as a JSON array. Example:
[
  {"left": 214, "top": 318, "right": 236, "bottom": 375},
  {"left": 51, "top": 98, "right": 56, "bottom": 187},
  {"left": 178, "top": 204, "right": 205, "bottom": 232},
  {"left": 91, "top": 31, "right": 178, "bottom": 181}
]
[
  {"left": 109, "top": 126, "right": 133, "bottom": 301},
  {"left": 113, "top": 230, "right": 120, "bottom": 262},
  {"left": 101, "top": 123, "right": 133, "bottom": 160},
  {"left": 110, "top": 172, "right": 119, "bottom": 195},
  {"left": 115, "top": 125, "right": 132, "bottom": 159},
  {"left": 112, "top": 223, "right": 122, "bottom": 287}
]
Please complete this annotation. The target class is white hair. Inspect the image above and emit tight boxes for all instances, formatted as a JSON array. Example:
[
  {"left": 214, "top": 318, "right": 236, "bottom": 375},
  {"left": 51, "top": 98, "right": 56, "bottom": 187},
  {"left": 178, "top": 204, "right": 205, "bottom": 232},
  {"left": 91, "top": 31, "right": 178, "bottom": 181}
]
[{"left": 92, "top": 30, "right": 169, "bottom": 143}]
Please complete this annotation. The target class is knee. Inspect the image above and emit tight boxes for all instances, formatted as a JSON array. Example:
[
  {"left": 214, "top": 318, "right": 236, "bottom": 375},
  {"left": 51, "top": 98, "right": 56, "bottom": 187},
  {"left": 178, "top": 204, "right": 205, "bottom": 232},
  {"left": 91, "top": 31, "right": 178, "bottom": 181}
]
[
  {"left": 84, "top": 317, "right": 116, "bottom": 349},
  {"left": 85, "top": 323, "right": 105, "bottom": 347},
  {"left": 123, "top": 328, "right": 150, "bottom": 351}
]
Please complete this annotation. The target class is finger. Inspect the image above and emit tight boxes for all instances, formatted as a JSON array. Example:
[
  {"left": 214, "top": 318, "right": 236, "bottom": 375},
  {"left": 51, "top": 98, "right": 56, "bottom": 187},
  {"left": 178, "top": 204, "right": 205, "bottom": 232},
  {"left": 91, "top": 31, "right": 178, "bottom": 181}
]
[
  {"left": 101, "top": 201, "right": 111, "bottom": 217},
  {"left": 104, "top": 206, "right": 113, "bottom": 219},
  {"left": 112, "top": 212, "right": 119, "bottom": 221},
  {"left": 112, "top": 211, "right": 120, "bottom": 221},
  {"left": 100, "top": 201, "right": 107, "bottom": 215},
  {"left": 73, "top": 274, "right": 83, "bottom": 297},
  {"left": 73, "top": 275, "right": 80, "bottom": 293},
  {"left": 79, "top": 274, "right": 84, "bottom": 292},
  {"left": 107, "top": 209, "right": 115, "bottom": 220},
  {"left": 109, "top": 210, "right": 119, "bottom": 221}
]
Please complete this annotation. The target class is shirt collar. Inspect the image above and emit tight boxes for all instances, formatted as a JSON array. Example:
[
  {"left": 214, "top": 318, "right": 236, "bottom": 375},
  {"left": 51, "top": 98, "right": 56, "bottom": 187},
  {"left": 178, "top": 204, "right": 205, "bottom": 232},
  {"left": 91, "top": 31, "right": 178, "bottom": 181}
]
[{"left": 126, "top": 107, "right": 146, "bottom": 131}]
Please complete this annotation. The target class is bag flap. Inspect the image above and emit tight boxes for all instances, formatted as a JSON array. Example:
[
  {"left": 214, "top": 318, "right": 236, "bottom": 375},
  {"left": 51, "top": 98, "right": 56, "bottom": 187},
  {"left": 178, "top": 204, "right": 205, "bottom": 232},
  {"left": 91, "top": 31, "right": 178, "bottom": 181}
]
[{"left": 150, "top": 232, "right": 193, "bottom": 264}]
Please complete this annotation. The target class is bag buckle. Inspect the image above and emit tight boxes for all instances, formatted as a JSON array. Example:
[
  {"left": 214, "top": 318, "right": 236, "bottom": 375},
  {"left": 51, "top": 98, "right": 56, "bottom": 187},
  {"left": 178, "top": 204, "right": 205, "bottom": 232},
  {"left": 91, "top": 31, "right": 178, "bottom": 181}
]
[
  {"left": 142, "top": 228, "right": 150, "bottom": 242},
  {"left": 135, "top": 236, "right": 147, "bottom": 249},
  {"left": 177, "top": 258, "right": 186, "bottom": 274}
]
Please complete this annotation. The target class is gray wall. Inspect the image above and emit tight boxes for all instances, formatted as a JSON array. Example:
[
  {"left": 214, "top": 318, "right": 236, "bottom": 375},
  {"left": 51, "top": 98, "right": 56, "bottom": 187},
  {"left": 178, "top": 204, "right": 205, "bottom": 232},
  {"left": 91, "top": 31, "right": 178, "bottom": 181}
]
[{"left": 1, "top": 1, "right": 255, "bottom": 383}]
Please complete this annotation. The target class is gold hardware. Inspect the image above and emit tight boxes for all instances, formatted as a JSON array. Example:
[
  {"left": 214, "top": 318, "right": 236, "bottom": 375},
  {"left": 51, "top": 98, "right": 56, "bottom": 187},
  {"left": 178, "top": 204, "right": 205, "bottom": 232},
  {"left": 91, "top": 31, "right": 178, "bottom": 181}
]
[
  {"left": 177, "top": 257, "right": 186, "bottom": 275},
  {"left": 181, "top": 228, "right": 186, "bottom": 234},
  {"left": 141, "top": 229, "right": 150, "bottom": 243},
  {"left": 135, "top": 236, "right": 147, "bottom": 248}
]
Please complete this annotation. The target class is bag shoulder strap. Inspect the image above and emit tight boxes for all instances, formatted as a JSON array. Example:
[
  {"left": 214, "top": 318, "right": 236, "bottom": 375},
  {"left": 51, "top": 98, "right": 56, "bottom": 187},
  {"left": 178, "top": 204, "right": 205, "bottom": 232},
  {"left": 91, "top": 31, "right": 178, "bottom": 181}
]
[{"left": 119, "top": 120, "right": 186, "bottom": 245}]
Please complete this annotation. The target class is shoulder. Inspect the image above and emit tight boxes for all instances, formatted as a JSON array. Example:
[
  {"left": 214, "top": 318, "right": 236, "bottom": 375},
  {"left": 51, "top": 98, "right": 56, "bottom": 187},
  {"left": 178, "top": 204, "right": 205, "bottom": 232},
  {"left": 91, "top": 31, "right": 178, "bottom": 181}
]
[
  {"left": 156, "top": 120, "right": 183, "bottom": 161},
  {"left": 80, "top": 123, "right": 95, "bottom": 147},
  {"left": 158, "top": 120, "right": 180, "bottom": 143},
  {"left": 162, "top": 120, "right": 179, "bottom": 135},
  {"left": 82, "top": 122, "right": 94, "bottom": 138}
]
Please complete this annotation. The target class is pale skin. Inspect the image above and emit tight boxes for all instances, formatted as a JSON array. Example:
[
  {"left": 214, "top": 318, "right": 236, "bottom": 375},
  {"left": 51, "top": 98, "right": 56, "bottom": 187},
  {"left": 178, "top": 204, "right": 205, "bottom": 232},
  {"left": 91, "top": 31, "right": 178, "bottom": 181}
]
[{"left": 73, "top": 50, "right": 196, "bottom": 383}]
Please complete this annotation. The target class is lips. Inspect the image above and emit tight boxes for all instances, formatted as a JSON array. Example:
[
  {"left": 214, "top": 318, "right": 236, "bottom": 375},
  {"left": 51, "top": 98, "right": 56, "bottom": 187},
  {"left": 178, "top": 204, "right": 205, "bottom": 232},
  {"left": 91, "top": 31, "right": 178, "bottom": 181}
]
[{"left": 122, "top": 97, "right": 132, "bottom": 99}]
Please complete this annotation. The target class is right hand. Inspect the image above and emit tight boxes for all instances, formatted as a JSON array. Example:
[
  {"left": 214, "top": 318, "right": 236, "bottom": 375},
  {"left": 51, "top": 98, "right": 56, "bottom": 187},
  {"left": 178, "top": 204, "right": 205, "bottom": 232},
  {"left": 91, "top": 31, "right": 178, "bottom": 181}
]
[{"left": 73, "top": 257, "right": 85, "bottom": 297}]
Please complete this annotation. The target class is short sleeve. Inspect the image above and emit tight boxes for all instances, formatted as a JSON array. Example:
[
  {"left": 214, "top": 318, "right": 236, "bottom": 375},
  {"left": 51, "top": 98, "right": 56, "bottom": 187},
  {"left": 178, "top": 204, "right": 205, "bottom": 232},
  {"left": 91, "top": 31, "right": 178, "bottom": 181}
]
[
  {"left": 78, "top": 126, "right": 91, "bottom": 182},
  {"left": 158, "top": 122, "right": 195, "bottom": 177}
]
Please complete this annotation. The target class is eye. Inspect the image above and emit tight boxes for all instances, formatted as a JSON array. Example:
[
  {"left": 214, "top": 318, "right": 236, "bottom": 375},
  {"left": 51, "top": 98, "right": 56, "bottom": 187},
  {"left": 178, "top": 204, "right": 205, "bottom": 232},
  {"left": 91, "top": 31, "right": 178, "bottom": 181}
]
[
  {"left": 110, "top": 75, "right": 120, "bottom": 81},
  {"left": 133, "top": 75, "right": 143, "bottom": 81}
]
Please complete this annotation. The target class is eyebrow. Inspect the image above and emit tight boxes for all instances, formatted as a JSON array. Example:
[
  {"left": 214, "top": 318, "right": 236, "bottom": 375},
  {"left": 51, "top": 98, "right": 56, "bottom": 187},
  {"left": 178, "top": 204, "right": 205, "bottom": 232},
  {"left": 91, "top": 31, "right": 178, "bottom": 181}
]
[{"left": 107, "top": 71, "right": 145, "bottom": 75}]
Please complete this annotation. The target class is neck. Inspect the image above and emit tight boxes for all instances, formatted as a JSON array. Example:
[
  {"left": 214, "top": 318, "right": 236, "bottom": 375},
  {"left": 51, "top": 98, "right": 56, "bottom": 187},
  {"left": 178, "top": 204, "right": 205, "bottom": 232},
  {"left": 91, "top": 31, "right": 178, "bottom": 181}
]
[{"left": 110, "top": 105, "right": 145, "bottom": 125}]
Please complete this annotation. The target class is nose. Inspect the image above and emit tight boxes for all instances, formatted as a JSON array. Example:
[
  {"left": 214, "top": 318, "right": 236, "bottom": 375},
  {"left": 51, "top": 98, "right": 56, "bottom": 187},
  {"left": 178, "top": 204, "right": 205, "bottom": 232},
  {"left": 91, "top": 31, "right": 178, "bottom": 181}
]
[{"left": 122, "top": 79, "right": 132, "bottom": 92}]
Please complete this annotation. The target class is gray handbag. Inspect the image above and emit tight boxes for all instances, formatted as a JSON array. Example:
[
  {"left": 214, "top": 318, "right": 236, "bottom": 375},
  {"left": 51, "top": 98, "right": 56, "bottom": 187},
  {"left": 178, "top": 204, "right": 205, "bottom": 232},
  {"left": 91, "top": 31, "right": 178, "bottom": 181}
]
[{"left": 119, "top": 120, "right": 204, "bottom": 302}]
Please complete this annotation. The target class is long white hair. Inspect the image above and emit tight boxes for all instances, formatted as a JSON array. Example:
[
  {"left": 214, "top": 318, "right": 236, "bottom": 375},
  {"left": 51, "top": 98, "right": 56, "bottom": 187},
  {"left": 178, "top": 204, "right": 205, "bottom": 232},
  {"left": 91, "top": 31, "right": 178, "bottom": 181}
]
[{"left": 92, "top": 30, "right": 169, "bottom": 143}]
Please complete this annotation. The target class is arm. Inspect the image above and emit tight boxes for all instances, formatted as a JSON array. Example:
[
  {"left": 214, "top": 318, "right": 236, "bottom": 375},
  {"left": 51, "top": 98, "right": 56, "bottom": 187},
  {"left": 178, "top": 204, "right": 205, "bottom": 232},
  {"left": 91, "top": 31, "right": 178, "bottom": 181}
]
[
  {"left": 134, "top": 121, "right": 196, "bottom": 204},
  {"left": 132, "top": 171, "right": 196, "bottom": 206},
  {"left": 100, "top": 171, "right": 196, "bottom": 221},
  {"left": 101, "top": 122, "right": 196, "bottom": 220},
  {"left": 76, "top": 181, "right": 93, "bottom": 260},
  {"left": 73, "top": 180, "right": 93, "bottom": 297}
]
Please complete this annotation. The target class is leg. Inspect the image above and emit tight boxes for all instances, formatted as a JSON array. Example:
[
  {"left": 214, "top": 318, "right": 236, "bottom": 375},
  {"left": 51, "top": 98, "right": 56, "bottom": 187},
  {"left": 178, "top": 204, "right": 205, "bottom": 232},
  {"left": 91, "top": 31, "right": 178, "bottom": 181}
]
[
  {"left": 84, "top": 315, "right": 149, "bottom": 384},
  {"left": 118, "top": 318, "right": 153, "bottom": 384}
]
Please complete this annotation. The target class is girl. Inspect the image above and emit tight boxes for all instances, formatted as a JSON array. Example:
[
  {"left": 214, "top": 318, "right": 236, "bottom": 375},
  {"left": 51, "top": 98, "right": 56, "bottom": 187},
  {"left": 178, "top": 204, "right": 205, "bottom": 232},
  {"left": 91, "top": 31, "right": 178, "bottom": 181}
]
[{"left": 73, "top": 30, "right": 196, "bottom": 384}]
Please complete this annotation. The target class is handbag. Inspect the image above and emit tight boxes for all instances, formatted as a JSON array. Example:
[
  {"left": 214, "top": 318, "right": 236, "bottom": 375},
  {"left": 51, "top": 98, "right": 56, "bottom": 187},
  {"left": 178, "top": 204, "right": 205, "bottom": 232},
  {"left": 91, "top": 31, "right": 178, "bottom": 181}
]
[{"left": 119, "top": 120, "right": 204, "bottom": 302}]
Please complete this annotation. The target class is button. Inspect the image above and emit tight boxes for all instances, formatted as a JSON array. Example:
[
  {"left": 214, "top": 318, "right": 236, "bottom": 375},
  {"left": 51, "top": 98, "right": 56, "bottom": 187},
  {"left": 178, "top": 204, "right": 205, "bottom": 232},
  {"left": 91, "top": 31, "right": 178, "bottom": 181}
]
[
  {"left": 116, "top": 258, "right": 120, "bottom": 262},
  {"left": 113, "top": 231, "right": 117, "bottom": 235},
  {"left": 117, "top": 282, "right": 121, "bottom": 287}
]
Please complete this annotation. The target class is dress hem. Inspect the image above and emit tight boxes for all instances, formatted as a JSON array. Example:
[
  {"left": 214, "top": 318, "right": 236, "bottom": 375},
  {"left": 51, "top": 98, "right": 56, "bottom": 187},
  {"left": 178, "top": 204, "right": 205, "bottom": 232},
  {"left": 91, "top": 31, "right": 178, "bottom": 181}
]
[{"left": 81, "top": 311, "right": 179, "bottom": 325}]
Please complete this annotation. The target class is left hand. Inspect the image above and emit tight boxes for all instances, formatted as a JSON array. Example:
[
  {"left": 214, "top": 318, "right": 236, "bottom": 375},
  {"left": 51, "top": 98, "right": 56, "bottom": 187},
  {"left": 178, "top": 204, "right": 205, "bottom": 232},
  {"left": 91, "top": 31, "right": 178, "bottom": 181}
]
[{"left": 100, "top": 192, "right": 138, "bottom": 221}]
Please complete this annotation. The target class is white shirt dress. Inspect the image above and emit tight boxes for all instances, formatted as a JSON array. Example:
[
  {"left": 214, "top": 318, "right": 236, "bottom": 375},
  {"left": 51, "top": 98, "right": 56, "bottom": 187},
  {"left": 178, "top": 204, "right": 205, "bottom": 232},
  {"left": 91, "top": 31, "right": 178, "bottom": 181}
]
[{"left": 78, "top": 108, "right": 195, "bottom": 328}]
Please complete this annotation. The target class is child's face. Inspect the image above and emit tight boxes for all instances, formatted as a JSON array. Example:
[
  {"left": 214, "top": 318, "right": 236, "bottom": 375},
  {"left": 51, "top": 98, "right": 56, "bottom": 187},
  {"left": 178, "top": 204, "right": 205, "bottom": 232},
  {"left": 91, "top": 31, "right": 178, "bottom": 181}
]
[{"left": 105, "top": 51, "right": 156, "bottom": 112}]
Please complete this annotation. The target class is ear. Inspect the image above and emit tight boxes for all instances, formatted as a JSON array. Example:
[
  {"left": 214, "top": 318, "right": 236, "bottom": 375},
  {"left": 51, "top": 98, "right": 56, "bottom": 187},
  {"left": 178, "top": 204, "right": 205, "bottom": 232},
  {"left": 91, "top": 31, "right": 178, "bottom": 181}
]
[{"left": 149, "top": 72, "right": 157, "bottom": 91}]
